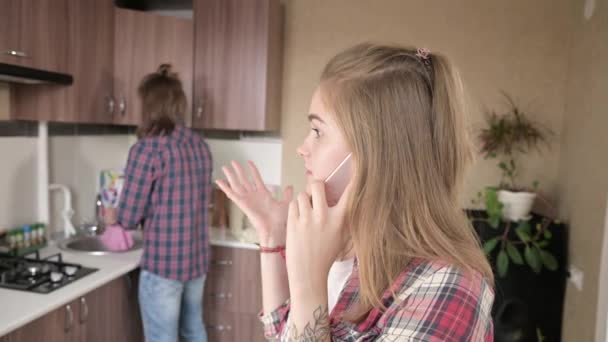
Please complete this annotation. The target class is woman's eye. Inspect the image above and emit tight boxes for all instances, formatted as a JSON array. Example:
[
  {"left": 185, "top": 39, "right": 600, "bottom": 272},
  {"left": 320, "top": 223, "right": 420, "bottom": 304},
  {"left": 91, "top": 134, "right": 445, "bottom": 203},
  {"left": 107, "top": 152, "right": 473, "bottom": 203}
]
[{"left": 311, "top": 128, "right": 321, "bottom": 138}]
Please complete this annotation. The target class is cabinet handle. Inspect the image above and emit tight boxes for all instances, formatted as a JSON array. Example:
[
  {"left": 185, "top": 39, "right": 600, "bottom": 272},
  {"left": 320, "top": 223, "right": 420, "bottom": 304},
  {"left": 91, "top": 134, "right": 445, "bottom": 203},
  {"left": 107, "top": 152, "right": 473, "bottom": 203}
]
[
  {"left": 65, "top": 304, "right": 74, "bottom": 333},
  {"left": 125, "top": 274, "right": 132, "bottom": 292},
  {"left": 118, "top": 97, "right": 127, "bottom": 116},
  {"left": 195, "top": 99, "right": 204, "bottom": 119},
  {"left": 209, "top": 292, "right": 232, "bottom": 299},
  {"left": 4, "top": 50, "right": 28, "bottom": 58},
  {"left": 79, "top": 297, "right": 89, "bottom": 324},
  {"left": 106, "top": 96, "right": 115, "bottom": 116},
  {"left": 206, "top": 324, "right": 232, "bottom": 332},
  {"left": 212, "top": 260, "right": 233, "bottom": 266}
]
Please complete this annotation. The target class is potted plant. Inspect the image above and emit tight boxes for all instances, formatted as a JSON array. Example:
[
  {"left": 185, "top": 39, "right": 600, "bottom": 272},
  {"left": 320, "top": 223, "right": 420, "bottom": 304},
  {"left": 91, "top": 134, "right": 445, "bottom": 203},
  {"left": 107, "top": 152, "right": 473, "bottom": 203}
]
[
  {"left": 477, "top": 93, "right": 552, "bottom": 221},
  {"left": 471, "top": 188, "right": 558, "bottom": 277}
]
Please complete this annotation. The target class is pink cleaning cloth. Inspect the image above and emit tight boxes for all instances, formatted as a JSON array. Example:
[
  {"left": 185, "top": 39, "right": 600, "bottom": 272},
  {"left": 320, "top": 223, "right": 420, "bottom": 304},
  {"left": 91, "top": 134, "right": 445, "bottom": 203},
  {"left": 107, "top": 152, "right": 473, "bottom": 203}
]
[{"left": 100, "top": 224, "right": 134, "bottom": 251}]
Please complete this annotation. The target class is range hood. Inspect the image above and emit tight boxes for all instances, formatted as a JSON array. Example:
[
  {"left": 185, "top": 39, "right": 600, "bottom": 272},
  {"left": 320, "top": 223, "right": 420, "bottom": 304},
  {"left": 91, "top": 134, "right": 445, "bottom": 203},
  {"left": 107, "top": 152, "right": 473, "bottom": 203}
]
[{"left": 0, "top": 63, "right": 73, "bottom": 85}]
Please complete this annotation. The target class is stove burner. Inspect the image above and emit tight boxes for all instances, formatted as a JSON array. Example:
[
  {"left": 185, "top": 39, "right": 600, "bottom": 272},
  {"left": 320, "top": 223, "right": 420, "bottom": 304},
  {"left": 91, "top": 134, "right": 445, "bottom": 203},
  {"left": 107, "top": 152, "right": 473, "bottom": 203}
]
[
  {"left": 0, "top": 252, "right": 97, "bottom": 294},
  {"left": 50, "top": 271, "right": 63, "bottom": 283}
]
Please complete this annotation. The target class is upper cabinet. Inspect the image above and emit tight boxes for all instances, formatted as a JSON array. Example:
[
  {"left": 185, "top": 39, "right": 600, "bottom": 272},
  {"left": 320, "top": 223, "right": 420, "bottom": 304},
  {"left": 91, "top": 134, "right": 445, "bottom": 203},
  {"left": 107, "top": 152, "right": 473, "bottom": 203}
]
[
  {"left": 67, "top": 0, "right": 116, "bottom": 124},
  {"left": 0, "top": 0, "right": 69, "bottom": 74},
  {"left": 192, "top": 0, "right": 283, "bottom": 131},
  {"left": 7, "top": 0, "right": 114, "bottom": 123},
  {"left": 2, "top": 0, "right": 282, "bottom": 133},
  {"left": 113, "top": 8, "right": 193, "bottom": 126}
]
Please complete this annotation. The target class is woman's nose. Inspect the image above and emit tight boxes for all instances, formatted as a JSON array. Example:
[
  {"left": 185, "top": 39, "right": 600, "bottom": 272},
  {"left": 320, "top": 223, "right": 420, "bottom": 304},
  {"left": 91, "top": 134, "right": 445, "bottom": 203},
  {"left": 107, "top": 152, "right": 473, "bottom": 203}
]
[{"left": 297, "top": 143, "right": 309, "bottom": 158}]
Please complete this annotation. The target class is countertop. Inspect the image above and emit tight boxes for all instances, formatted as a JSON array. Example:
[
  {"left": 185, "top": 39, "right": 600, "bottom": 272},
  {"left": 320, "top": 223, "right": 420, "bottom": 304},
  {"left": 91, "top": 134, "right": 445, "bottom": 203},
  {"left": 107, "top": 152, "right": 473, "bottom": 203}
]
[{"left": 0, "top": 227, "right": 258, "bottom": 336}]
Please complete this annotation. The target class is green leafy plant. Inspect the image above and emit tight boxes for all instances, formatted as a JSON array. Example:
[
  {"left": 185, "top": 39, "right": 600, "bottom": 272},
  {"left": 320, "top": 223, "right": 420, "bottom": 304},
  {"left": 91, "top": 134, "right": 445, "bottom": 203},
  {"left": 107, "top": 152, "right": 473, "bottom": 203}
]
[
  {"left": 536, "top": 327, "right": 545, "bottom": 342},
  {"left": 471, "top": 188, "right": 558, "bottom": 278},
  {"left": 477, "top": 93, "right": 552, "bottom": 191}
]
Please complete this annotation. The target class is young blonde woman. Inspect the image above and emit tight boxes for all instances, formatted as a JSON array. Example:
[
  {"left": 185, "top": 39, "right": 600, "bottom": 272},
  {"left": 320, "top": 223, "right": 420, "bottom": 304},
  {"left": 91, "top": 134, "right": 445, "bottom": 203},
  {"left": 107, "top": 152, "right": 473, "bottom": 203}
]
[{"left": 217, "top": 43, "right": 494, "bottom": 341}]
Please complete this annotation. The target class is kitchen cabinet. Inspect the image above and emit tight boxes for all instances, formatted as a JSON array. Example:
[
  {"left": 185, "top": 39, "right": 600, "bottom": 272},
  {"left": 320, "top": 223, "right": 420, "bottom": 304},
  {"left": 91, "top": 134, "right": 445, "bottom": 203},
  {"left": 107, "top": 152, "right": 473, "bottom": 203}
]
[
  {"left": 0, "top": 0, "right": 69, "bottom": 74},
  {"left": 0, "top": 271, "right": 143, "bottom": 342},
  {"left": 113, "top": 8, "right": 193, "bottom": 126},
  {"left": 5, "top": 4, "right": 192, "bottom": 126},
  {"left": 204, "top": 246, "right": 265, "bottom": 341},
  {"left": 1, "top": 298, "right": 79, "bottom": 342},
  {"left": 67, "top": 0, "right": 116, "bottom": 124},
  {"left": 192, "top": 0, "right": 283, "bottom": 131},
  {"left": 81, "top": 271, "right": 144, "bottom": 342},
  {"left": 8, "top": 0, "right": 115, "bottom": 123}
]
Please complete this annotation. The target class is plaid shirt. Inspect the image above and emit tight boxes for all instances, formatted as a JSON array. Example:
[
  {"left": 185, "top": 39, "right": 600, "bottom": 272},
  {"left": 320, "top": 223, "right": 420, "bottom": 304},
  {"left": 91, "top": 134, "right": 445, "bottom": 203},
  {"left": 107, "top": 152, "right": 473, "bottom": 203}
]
[
  {"left": 117, "top": 126, "right": 213, "bottom": 281},
  {"left": 261, "top": 258, "right": 494, "bottom": 341}
]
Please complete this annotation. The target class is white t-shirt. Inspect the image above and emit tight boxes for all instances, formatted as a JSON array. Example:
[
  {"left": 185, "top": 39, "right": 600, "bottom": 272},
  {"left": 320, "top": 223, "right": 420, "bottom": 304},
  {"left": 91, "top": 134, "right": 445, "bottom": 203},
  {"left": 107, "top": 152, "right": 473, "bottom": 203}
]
[{"left": 327, "top": 258, "right": 355, "bottom": 313}]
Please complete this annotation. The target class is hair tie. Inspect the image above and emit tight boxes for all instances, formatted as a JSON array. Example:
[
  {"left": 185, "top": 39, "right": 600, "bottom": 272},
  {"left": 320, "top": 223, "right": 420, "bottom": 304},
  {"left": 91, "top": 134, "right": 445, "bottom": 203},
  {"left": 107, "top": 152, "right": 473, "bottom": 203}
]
[
  {"left": 157, "top": 63, "right": 172, "bottom": 77},
  {"left": 416, "top": 48, "right": 431, "bottom": 60}
]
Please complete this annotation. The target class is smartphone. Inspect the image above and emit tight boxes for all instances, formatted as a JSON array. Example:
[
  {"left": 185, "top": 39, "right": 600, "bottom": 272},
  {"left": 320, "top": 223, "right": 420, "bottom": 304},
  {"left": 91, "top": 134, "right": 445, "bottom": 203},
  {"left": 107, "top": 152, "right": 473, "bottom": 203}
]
[{"left": 324, "top": 153, "right": 352, "bottom": 207}]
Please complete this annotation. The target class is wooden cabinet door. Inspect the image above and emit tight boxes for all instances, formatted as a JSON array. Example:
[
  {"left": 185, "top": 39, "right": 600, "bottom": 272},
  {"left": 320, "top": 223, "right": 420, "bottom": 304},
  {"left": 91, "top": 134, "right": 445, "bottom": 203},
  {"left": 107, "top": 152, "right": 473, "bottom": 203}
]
[
  {"left": 205, "top": 246, "right": 262, "bottom": 315},
  {"left": 9, "top": 0, "right": 69, "bottom": 73},
  {"left": 67, "top": 0, "right": 115, "bottom": 124},
  {"left": 192, "top": 0, "right": 282, "bottom": 131},
  {"left": 113, "top": 8, "right": 193, "bottom": 126},
  {"left": 204, "top": 247, "right": 265, "bottom": 341},
  {"left": 205, "top": 311, "right": 265, "bottom": 342},
  {"left": 82, "top": 272, "right": 144, "bottom": 342},
  {"left": 0, "top": 272, "right": 144, "bottom": 342},
  {"left": 0, "top": 0, "right": 21, "bottom": 66},
  {"left": 2, "top": 300, "right": 79, "bottom": 342},
  {"left": 0, "top": 0, "right": 69, "bottom": 72},
  {"left": 9, "top": 0, "right": 114, "bottom": 123},
  {"left": 112, "top": 272, "right": 145, "bottom": 342}
]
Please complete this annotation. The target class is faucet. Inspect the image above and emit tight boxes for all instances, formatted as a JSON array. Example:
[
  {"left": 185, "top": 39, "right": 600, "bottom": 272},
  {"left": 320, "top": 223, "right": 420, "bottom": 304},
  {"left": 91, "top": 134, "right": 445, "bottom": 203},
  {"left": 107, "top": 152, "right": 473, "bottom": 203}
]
[{"left": 48, "top": 183, "right": 76, "bottom": 238}]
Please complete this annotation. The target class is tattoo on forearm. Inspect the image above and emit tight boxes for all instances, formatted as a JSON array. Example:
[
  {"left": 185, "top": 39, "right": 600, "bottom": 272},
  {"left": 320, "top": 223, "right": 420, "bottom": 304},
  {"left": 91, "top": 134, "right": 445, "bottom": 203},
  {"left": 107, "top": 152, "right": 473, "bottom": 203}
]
[{"left": 288, "top": 305, "right": 330, "bottom": 342}]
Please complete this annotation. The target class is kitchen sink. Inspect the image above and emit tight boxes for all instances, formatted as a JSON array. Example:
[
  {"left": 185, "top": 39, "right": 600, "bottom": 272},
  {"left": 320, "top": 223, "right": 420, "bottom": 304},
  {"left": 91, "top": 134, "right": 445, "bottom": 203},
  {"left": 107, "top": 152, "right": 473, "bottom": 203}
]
[{"left": 58, "top": 231, "right": 143, "bottom": 255}]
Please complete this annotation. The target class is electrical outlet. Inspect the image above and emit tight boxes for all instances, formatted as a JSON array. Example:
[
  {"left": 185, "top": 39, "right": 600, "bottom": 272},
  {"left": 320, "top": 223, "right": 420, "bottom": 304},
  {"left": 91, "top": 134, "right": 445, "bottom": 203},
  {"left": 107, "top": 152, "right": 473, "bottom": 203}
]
[
  {"left": 584, "top": 0, "right": 596, "bottom": 20},
  {"left": 569, "top": 265, "right": 584, "bottom": 291}
]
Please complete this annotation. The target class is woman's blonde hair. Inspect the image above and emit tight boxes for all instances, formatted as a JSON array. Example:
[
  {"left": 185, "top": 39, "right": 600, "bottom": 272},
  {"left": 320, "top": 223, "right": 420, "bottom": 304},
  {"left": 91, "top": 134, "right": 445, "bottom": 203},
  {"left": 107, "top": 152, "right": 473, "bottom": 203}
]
[
  {"left": 137, "top": 64, "right": 186, "bottom": 138},
  {"left": 320, "top": 43, "right": 493, "bottom": 320}
]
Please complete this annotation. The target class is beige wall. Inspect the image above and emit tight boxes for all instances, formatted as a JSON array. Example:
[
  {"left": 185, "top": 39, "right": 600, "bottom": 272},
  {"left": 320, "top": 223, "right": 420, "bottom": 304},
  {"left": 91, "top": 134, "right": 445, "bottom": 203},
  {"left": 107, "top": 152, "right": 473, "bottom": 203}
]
[
  {"left": 279, "top": 0, "right": 576, "bottom": 205},
  {"left": 0, "top": 80, "right": 132, "bottom": 234},
  {"left": 0, "top": 130, "right": 131, "bottom": 235},
  {"left": 48, "top": 135, "right": 131, "bottom": 232},
  {"left": 557, "top": 0, "right": 608, "bottom": 340}
]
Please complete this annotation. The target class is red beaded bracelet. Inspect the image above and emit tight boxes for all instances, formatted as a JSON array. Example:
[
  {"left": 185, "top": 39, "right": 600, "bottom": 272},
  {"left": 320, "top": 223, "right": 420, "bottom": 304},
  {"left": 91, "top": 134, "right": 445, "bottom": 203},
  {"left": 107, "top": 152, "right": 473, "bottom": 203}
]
[{"left": 259, "top": 245, "right": 286, "bottom": 260}]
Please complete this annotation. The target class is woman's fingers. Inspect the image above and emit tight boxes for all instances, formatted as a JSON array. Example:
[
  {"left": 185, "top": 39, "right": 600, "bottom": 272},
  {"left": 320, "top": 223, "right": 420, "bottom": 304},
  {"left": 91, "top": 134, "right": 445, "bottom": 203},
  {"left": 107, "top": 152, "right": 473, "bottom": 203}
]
[
  {"left": 215, "top": 179, "right": 236, "bottom": 199},
  {"left": 309, "top": 181, "right": 328, "bottom": 218},
  {"left": 296, "top": 192, "right": 311, "bottom": 220},
  {"left": 232, "top": 161, "right": 253, "bottom": 192},
  {"left": 287, "top": 199, "right": 299, "bottom": 229},
  {"left": 247, "top": 161, "right": 268, "bottom": 193},
  {"left": 282, "top": 186, "right": 294, "bottom": 203},
  {"left": 222, "top": 164, "right": 245, "bottom": 194},
  {"left": 334, "top": 181, "right": 353, "bottom": 213}
]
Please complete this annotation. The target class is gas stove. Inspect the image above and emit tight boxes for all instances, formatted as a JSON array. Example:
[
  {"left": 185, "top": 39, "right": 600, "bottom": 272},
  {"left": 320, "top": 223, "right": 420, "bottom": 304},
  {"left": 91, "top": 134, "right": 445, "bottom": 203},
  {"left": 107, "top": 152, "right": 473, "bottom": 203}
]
[{"left": 0, "top": 252, "right": 98, "bottom": 294}]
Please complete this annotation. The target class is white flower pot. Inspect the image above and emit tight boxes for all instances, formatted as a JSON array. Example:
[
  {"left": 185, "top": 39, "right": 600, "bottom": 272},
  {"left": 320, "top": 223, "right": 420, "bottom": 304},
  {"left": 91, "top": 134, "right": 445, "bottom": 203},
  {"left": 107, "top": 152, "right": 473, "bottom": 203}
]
[{"left": 497, "top": 190, "right": 537, "bottom": 222}]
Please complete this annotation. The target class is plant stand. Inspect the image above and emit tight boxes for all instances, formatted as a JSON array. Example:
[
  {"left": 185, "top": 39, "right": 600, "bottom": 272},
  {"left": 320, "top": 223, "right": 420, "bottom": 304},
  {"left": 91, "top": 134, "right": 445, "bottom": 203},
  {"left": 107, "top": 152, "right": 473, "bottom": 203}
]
[{"left": 467, "top": 210, "right": 568, "bottom": 342}]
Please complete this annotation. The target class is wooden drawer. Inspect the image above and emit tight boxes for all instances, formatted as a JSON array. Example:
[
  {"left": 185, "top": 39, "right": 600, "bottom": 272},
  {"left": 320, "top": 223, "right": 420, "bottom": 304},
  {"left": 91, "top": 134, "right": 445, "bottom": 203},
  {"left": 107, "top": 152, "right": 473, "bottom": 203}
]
[
  {"left": 204, "top": 246, "right": 262, "bottom": 314},
  {"left": 204, "top": 310, "right": 265, "bottom": 342}
]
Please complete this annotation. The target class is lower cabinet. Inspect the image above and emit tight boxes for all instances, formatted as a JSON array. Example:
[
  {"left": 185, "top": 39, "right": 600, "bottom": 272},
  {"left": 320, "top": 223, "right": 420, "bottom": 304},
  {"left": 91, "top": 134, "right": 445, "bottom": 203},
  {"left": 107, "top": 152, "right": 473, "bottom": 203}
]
[
  {"left": 82, "top": 270, "right": 143, "bottom": 342},
  {"left": 2, "top": 247, "right": 266, "bottom": 342},
  {"left": 204, "top": 246, "right": 265, "bottom": 342},
  {"left": 1, "top": 270, "right": 143, "bottom": 342},
  {"left": 1, "top": 298, "right": 78, "bottom": 342}
]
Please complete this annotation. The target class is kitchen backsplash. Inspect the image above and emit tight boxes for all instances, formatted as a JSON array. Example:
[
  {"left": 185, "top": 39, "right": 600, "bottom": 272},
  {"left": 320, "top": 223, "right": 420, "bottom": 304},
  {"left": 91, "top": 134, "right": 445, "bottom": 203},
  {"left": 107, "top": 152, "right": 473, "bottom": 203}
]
[
  {"left": 0, "top": 135, "right": 131, "bottom": 233},
  {"left": 0, "top": 133, "right": 282, "bottom": 237},
  {"left": 206, "top": 137, "right": 282, "bottom": 186}
]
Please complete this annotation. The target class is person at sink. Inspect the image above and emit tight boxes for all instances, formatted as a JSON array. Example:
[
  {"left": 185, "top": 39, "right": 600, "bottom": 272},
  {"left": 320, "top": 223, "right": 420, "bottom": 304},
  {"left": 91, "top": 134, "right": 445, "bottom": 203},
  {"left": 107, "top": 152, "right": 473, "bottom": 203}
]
[{"left": 105, "top": 64, "right": 213, "bottom": 342}]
